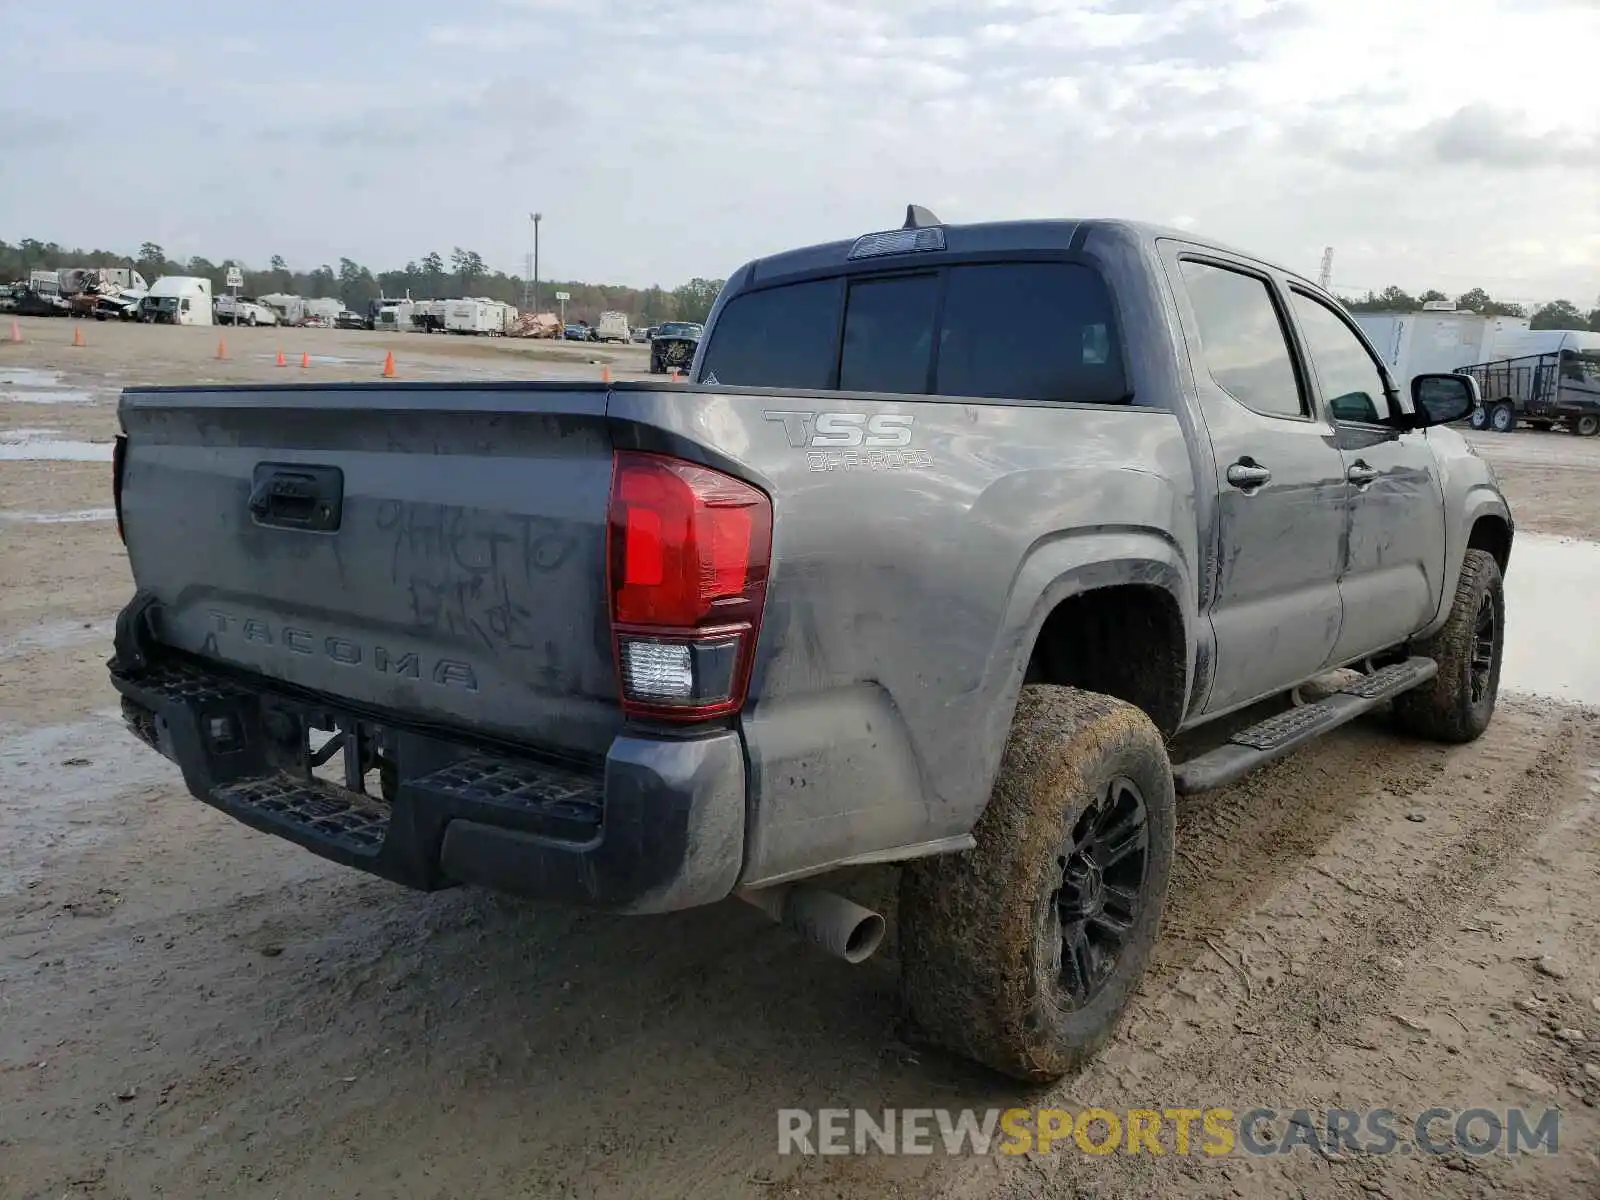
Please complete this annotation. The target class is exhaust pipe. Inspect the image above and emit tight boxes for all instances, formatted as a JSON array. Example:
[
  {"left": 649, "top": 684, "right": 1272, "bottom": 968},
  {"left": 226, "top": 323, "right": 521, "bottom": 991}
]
[{"left": 737, "top": 884, "right": 886, "bottom": 965}]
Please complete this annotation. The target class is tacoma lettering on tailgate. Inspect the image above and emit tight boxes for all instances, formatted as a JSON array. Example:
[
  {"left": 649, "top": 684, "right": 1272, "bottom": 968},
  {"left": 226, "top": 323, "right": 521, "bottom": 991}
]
[{"left": 203, "top": 611, "right": 480, "bottom": 691}]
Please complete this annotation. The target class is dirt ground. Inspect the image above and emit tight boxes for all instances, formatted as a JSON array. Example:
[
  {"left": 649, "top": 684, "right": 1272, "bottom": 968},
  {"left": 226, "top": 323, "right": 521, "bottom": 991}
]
[{"left": 2, "top": 317, "right": 1598, "bottom": 1200}]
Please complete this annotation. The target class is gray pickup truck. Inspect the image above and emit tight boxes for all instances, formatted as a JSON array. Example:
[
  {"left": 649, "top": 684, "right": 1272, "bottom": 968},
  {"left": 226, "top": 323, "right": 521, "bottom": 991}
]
[{"left": 108, "top": 208, "right": 1511, "bottom": 1082}]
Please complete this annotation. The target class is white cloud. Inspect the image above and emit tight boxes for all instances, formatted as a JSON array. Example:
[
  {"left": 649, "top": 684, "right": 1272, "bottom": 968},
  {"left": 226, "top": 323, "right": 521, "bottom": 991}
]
[{"left": 0, "top": 0, "right": 1595, "bottom": 302}]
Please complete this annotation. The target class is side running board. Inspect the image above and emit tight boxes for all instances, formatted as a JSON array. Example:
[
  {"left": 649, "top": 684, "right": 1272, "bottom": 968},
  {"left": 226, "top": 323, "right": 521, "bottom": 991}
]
[{"left": 1172, "top": 657, "right": 1438, "bottom": 795}]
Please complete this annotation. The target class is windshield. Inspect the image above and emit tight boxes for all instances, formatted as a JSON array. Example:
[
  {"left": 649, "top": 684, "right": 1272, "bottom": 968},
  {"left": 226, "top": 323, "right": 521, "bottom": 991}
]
[
  {"left": 1562, "top": 350, "right": 1600, "bottom": 384},
  {"left": 658, "top": 323, "right": 701, "bottom": 337}
]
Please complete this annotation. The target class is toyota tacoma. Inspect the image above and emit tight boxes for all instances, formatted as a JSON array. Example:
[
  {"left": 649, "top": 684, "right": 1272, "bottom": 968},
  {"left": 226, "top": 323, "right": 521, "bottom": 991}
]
[{"left": 108, "top": 208, "right": 1511, "bottom": 1081}]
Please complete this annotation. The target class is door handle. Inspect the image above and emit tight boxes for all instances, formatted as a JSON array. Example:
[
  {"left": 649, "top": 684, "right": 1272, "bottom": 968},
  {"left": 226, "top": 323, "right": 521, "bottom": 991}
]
[
  {"left": 1225, "top": 460, "right": 1272, "bottom": 490},
  {"left": 1346, "top": 461, "right": 1378, "bottom": 487}
]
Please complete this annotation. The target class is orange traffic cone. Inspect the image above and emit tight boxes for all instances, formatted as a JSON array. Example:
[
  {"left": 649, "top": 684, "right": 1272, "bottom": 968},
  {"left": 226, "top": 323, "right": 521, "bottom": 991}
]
[
  {"left": 215, "top": 337, "right": 228, "bottom": 360},
  {"left": 71, "top": 326, "right": 85, "bottom": 348},
  {"left": 301, "top": 351, "right": 310, "bottom": 368},
  {"left": 275, "top": 350, "right": 287, "bottom": 367},
  {"left": 8, "top": 319, "right": 20, "bottom": 343},
  {"left": 381, "top": 351, "right": 396, "bottom": 378},
  {"left": 601, "top": 365, "right": 612, "bottom": 384}
]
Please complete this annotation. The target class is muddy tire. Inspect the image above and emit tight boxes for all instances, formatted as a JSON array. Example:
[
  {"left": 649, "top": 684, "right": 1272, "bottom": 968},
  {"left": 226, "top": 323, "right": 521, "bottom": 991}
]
[
  {"left": 1468, "top": 404, "right": 1489, "bottom": 431},
  {"left": 898, "top": 685, "right": 1175, "bottom": 1082},
  {"left": 1488, "top": 402, "right": 1516, "bottom": 433},
  {"left": 1572, "top": 414, "right": 1600, "bottom": 437},
  {"left": 1392, "top": 549, "right": 1503, "bottom": 744}
]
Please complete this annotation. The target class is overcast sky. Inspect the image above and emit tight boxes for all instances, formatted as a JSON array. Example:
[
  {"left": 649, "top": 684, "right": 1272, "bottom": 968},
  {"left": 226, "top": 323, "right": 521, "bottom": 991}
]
[{"left": 3, "top": 0, "right": 1596, "bottom": 304}]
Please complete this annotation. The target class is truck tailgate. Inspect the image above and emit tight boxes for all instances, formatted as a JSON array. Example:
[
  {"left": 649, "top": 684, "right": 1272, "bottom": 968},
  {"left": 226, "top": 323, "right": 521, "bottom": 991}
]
[{"left": 118, "top": 383, "right": 621, "bottom": 759}]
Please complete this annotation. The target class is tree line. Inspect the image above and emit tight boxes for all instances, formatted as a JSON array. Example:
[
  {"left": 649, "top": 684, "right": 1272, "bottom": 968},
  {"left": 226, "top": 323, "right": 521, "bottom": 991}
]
[
  {"left": 1335, "top": 285, "right": 1600, "bottom": 332},
  {"left": 0, "top": 237, "right": 726, "bottom": 326},
  {"left": 4, "top": 236, "right": 1596, "bottom": 332}
]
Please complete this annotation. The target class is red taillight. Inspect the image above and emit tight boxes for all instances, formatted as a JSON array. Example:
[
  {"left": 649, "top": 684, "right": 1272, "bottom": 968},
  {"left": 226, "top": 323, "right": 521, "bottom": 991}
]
[
  {"left": 607, "top": 451, "right": 772, "bottom": 721},
  {"left": 112, "top": 434, "right": 128, "bottom": 544}
]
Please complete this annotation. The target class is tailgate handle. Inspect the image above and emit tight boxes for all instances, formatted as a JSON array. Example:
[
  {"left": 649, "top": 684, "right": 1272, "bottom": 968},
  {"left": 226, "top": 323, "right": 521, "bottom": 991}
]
[{"left": 248, "top": 463, "right": 344, "bottom": 532}]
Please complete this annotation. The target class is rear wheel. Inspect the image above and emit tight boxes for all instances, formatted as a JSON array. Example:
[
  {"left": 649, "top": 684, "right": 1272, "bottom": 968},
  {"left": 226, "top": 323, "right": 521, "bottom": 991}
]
[
  {"left": 1392, "top": 549, "right": 1503, "bottom": 744},
  {"left": 1468, "top": 404, "right": 1489, "bottom": 430},
  {"left": 1488, "top": 402, "right": 1517, "bottom": 433},
  {"left": 899, "top": 685, "right": 1175, "bottom": 1082},
  {"left": 1572, "top": 414, "right": 1600, "bottom": 437}
]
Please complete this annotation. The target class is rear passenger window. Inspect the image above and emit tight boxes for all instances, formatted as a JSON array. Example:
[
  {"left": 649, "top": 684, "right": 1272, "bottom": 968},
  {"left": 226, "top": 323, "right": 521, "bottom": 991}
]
[
  {"left": 839, "top": 275, "right": 940, "bottom": 394},
  {"left": 696, "top": 278, "right": 839, "bottom": 390},
  {"left": 936, "top": 263, "right": 1127, "bottom": 403},
  {"left": 698, "top": 259, "right": 1129, "bottom": 402},
  {"left": 1178, "top": 260, "right": 1305, "bottom": 419}
]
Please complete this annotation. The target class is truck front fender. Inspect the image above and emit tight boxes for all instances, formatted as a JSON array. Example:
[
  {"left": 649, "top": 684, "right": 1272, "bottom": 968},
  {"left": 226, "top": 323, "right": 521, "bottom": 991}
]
[{"left": 1421, "top": 470, "right": 1515, "bottom": 640}]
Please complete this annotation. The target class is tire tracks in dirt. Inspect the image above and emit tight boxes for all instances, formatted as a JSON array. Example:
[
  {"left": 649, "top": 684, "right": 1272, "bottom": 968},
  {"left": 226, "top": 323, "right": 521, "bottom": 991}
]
[{"left": 926, "top": 698, "right": 1595, "bottom": 1199}]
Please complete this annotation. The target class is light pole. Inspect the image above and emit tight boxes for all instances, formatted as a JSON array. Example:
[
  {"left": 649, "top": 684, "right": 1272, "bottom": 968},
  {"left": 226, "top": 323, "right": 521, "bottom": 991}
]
[{"left": 529, "top": 212, "right": 542, "bottom": 312}]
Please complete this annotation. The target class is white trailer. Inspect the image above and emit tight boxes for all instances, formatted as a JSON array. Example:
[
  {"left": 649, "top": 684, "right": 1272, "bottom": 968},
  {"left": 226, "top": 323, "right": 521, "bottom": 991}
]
[
  {"left": 58, "top": 267, "right": 149, "bottom": 296},
  {"left": 596, "top": 311, "right": 631, "bottom": 343},
  {"left": 257, "top": 294, "right": 306, "bottom": 325},
  {"left": 304, "top": 298, "right": 343, "bottom": 325},
  {"left": 410, "top": 299, "right": 446, "bottom": 333},
  {"left": 1352, "top": 307, "right": 1529, "bottom": 393},
  {"left": 445, "top": 298, "right": 505, "bottom": 335},
  {"left": 1488, "top": 327, "right": 1600, "bottom": 362}
]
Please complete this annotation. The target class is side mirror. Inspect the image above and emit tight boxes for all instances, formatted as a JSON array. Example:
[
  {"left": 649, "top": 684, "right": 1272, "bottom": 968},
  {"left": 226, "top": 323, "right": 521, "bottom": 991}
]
[{"left": 1410, "top": 372, "right": 1479, "bottom": 428}]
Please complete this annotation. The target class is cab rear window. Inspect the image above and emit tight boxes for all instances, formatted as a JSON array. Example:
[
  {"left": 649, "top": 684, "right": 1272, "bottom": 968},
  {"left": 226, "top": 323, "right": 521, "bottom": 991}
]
[{"left": 699, "top": 261, "right": 1128, "bottom": 404}]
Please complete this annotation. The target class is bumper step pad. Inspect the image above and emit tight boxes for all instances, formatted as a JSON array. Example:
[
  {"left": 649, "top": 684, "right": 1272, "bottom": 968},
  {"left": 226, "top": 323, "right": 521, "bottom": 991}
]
[{"left": 216, "top": 773, "right": 390, "bottom": 857}]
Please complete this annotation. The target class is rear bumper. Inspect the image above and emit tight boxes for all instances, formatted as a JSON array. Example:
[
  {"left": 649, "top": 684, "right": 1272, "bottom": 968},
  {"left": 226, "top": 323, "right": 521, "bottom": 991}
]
[{"left": 108, "top": 651, "right": 746, "bottom": 915}]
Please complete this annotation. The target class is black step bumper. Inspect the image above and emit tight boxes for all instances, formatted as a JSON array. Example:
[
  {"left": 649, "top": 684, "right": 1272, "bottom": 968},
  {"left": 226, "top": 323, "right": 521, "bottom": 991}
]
[{"left": 108, "top": 650, "right": 746, "bottom": 915}]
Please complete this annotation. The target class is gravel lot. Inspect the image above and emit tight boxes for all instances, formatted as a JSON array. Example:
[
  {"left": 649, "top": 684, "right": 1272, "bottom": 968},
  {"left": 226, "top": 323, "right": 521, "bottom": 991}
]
[{"left": 2, "top": 317, "right": 1598, "bottom": 1200}]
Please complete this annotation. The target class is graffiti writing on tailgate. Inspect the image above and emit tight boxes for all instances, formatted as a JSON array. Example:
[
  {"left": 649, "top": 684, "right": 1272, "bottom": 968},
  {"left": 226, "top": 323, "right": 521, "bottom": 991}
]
[{"left": 376, "top": 501, "right": 579, "bottom": 659}]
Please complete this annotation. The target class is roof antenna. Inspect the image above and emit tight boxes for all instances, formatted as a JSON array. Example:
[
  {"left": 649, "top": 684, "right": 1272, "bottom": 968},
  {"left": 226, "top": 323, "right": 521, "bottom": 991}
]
[{"left": 903, "top": 204, "right": 941, "bottom": 229}]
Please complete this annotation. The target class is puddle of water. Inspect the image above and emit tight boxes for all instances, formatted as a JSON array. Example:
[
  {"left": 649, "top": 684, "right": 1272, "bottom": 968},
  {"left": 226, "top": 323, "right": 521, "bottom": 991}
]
[
  {"left": 0, "top": 440, "right": 113, "bottom": 462},
  {"left": 0, "top": 618, "right": 115, "bottom": 663},
  {"left": 0, "top": 388, "right": 104, "bottom": 405},
  {"left": 248, "top": 353, "right": 361, "bottom": 367},
  {"left": 0, "top": 367, "right": 105, "bottom": 406},
  {"left": 0, "top": 368, "right": 67, "bottom": 388},
  {"left": 0, "top": 507, "right": 116, "bottom": 524},
  {"left": 1500, "top": 533, "right": 1600, "bottom": 705},
  {"left": 0, "top": 429, "right": 114, "bottom": 462}
]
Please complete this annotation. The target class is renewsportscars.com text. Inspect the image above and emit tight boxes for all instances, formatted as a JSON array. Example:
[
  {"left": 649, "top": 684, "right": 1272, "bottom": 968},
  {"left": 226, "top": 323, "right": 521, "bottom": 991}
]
[{"left": 777, "top": 1107, "right": 1562, "bottom": 1158}]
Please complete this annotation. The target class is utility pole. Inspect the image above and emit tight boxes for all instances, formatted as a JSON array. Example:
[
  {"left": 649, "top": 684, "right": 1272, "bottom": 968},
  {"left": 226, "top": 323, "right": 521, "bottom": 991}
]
[{"left": 529, "top": 212, "right": 542, "bottom": 313}]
